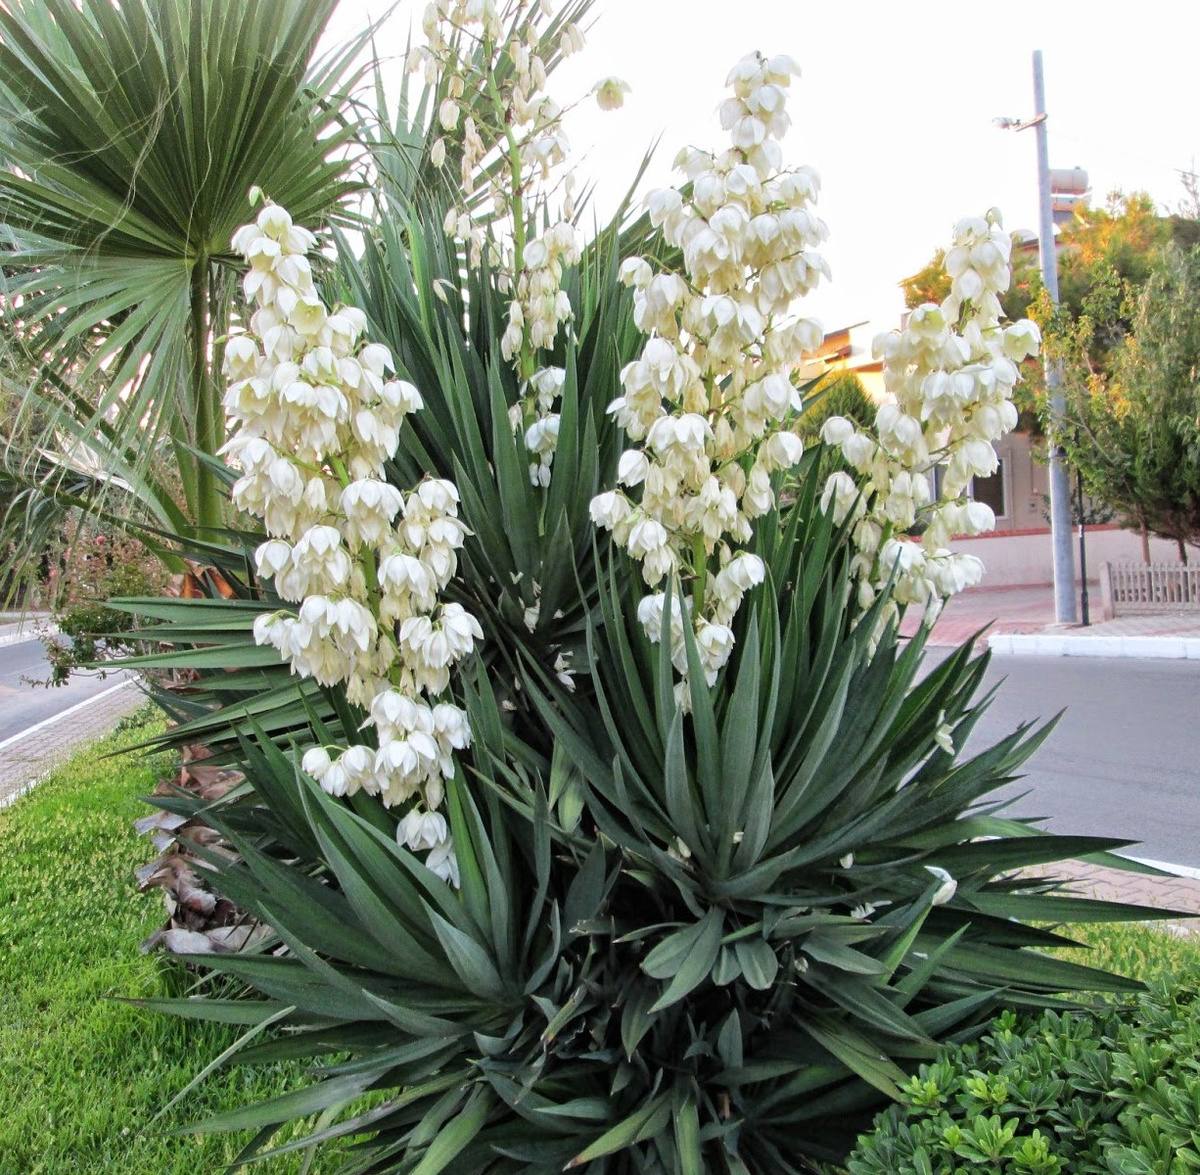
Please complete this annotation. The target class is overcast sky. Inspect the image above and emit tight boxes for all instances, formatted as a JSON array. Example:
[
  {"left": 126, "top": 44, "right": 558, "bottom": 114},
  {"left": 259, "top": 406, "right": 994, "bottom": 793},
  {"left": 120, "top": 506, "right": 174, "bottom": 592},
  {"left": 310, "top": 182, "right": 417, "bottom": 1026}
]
[{"left": 327, "top": 0, "right": 1199, "bottom": 332}]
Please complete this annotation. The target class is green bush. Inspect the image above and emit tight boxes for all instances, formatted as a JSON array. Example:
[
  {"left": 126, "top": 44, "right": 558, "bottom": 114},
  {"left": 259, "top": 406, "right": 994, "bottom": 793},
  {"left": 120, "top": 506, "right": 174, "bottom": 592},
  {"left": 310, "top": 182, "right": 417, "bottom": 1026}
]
[
  {"left": 798, "top": 372, "right": 877, "bottom": 443},
  {"left": 845, "top": 958, "right": 1200, "bottom": 1175},
  {"left": 130, "top": 467, "right": 1169, "bottom": 1171}
]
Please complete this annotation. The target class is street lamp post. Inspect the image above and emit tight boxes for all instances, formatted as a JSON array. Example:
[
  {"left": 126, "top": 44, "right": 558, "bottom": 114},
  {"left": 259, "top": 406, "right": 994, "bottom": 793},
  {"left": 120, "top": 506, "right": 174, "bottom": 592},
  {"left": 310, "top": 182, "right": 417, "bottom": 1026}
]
[{"left": 996, "top": 50, "right": 1079, "bottom": 624}]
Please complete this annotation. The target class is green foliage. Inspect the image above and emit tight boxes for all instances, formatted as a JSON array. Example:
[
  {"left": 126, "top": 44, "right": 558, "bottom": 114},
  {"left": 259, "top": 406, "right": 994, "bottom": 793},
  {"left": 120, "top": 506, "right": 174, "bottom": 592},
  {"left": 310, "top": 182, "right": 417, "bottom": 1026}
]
[
  {"left": 0, "top": 0, "right": 370, "bottom": 571},
  {"left": 68, "top": 22, "right": 1165, "bottom": 1166},
  {"left": 902, "top": 243, "right": 1040, "bottom": 323},
  {"left": 799, "top": 372, "right": 876, "bottom": 443},
  {"left": 0, "top": 712, "right": 352, "bottom": 1173},
  {"left": 34, "top": 522, "right": 168, "bottom": 685},
  {"left": 1047, "top": 243, "right": 1200, "bottom": 557},
  {"left": 844, "top": 954, "right": 1200, "bottom": 1175},
  {"left": 125, "top": 459, "right": 1173, "bottom": 1171}
]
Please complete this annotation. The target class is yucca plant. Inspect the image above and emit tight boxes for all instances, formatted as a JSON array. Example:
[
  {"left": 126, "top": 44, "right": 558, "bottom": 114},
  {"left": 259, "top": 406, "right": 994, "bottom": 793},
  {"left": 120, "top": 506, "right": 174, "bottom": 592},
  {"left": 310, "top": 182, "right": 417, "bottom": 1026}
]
[
  {"left": 132, "top": 465, "right": 1172, "bottom": 1171},
  {"left": 87, "top": 4, "right": 1178, "bottom": 1170}
]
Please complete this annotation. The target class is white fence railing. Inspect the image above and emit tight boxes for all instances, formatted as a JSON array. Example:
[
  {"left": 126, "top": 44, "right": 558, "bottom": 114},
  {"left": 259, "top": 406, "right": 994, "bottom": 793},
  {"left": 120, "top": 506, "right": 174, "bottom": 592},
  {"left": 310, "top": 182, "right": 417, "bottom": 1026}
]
[{"left": 1100, "top": 561, "right": 1200, "bottom": 618}]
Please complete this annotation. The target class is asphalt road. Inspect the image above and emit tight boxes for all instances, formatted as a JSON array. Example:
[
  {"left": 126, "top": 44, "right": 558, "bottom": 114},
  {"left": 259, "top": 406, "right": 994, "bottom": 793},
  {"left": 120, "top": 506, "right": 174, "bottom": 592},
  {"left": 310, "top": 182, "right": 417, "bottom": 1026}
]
[
  {"left": 928, "top": 650, "right": 1200, "bottom": 869},
  {"left": 0, "top": 638, "right": 131, "bottom": 745}
]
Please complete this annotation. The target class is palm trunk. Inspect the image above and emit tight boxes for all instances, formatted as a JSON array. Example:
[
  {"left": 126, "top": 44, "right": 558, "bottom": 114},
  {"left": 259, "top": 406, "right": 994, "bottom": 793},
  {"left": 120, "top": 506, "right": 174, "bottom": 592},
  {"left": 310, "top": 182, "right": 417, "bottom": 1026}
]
[
  {"left": 1140, "top": 520, "right": 1151, "bottom": 562},
  {"left": 189, "top": 257, "right": 225, "bottom": 536}
]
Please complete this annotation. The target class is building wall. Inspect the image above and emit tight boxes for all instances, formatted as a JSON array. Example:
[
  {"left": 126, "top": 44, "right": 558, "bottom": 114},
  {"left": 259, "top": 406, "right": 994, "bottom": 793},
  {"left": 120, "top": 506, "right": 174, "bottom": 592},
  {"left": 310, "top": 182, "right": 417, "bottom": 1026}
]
[
  {"left": 989, "top": 432, "right": 1049, "bottom": 532},
  {"left": 950, "top": 526, "right": 1200, "bottom": 588}
]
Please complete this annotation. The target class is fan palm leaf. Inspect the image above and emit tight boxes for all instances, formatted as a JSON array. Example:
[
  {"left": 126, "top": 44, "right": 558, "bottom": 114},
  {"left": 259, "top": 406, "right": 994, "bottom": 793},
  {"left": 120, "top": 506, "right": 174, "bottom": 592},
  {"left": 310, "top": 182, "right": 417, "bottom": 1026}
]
[{"left": 0, "top": 0, "right": 371, "bottom": 540}]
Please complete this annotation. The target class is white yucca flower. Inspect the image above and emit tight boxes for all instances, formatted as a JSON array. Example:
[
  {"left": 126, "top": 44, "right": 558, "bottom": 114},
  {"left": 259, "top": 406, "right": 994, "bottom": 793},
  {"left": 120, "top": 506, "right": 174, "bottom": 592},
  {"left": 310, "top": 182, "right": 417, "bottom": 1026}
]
[
  {"left": 590, "top": 50, "right": 820, "bottom": 698},
  {"left": 225, "top": 200, "right": 484, "bottom": 884}
]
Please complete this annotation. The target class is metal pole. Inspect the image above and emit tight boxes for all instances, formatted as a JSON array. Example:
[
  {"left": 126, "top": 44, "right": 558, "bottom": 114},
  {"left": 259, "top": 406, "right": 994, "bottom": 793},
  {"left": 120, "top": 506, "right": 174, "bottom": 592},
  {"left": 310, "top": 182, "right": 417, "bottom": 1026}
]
[
  {"left": 1033, "top": 50, "right": 1078, "bottom": 623},
  {"left": 1077, "top": 468, "right": 1090, "bottom": 625}
]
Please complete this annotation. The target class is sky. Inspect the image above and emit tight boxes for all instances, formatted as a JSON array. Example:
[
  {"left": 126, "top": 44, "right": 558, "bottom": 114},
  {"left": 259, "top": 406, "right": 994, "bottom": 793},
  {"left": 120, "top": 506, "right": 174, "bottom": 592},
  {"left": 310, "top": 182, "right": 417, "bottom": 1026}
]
[{"left": 325, "top": 0, "right": 1200, "bottom": 333}]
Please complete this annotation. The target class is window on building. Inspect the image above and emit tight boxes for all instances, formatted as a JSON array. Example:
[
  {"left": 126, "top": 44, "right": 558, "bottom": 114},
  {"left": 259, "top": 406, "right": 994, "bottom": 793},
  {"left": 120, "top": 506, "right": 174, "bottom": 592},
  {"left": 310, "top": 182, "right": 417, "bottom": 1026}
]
[{"left": 971, "top": 459, "right": 1007, "bottom": 518}]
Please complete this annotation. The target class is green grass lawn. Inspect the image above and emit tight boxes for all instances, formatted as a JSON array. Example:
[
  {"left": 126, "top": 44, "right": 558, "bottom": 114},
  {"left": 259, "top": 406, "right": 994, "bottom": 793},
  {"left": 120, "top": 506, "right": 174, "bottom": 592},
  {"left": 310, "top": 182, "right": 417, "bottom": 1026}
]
[
  {"left": 0, "top": 709, "right": 1195, "bottom": 1173},
  {"left": 0, "top": 709, "right": 330, "bottom": 1174}
]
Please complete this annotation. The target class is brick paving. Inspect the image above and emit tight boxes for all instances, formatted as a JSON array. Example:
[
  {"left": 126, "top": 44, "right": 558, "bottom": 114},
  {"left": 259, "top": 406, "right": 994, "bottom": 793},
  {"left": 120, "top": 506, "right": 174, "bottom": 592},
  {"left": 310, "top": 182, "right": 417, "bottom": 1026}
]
[
  {"left": 0, "top": 679, "right": 146, "bottom": 808},
  {"left": 901, "top": 584, "right": 1058, "bottom": 648},
  {"left": 1028, "top": 859, "right": 1200, "bottom": 936},
  {"left": 1065, "top": 613, "right": 1200, "bottom": 638}
]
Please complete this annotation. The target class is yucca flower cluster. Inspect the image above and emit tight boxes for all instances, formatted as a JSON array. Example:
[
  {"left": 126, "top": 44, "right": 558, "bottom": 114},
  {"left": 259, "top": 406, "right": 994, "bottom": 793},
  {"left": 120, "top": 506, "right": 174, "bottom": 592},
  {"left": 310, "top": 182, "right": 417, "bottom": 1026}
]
[
  {"left": 818, "top": 211, "right": 1041, "bottom": 629},
  {"left": 590, "top": 51, "right": 827, "bottom": 697},
  {"left": 414, "top": 0, "right": 625, "bottom": 487},
  {"left": 222, "top": 199, "right": 482, "bottom": 884}
]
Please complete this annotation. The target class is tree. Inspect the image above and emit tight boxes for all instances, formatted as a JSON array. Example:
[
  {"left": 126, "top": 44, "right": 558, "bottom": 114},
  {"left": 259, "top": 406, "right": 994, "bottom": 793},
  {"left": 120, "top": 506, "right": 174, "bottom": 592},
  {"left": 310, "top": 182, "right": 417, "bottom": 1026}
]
[
  {"left": 1112, "top": 244, "right": 1200, "bottom": 559},
  {"left": 901, "top": 236, "right": 1040, "bottom": 322},
  {"left": 1050, "top": 243, "right": 1200, "bottom": 561}
]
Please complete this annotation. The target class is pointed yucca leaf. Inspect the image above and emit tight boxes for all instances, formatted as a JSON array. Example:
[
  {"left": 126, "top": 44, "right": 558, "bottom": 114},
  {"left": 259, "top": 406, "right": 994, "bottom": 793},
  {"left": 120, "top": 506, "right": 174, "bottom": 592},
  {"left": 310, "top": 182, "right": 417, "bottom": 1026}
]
[
  {"left": 224, "top": 1095, "right": 423, "bottom": 1169},
  {"left": 649, "top": 908, "right": 724, "bottom": 1012},
  {"left": 673, "top": 1094, "right": 703, "bottom": 1175},
  {"left": 447, "top": 773, "right": 515, "bottom": 975},
  {"left": 428, "top": 912, "right": 509, "bottom": 1003},
  {"left": 642, "top": 910, "right": 721, "bottom": 982},
  {"left": 296, "top": 784, "right": 461, "bottom": 988},
  {"left": 911, "top": 988, "right": 1001, "bottom": 1038},
  {"left": 190, "top": 813, "right": 401, "bottom": 974},
  {"left": 795, "top": 1013, "right": 907, "bottom": 1102},
  {"left": 104, "top": 643, "right": 283, "bottom": 670},
  {"left": 677, "top": 580, "right": 722, "bottom": 836},
  {"left": 939, "top": 941, "right": 1142, "bottom": 993},
  {"left": 891, "top": 924, "right": 971, "bottom": 1009},
  {"left": 719, "top": 611, "right": 761, "bottom": 833},
  {"left": 643, "top": 565, "right": 678, "bottom": 747},
  {"left": 619, "top": 981, "right": 658, "bottom": 1060},
  {"left": 565, "top": 1094, "right": 672, "bottom": 1168},
  {"left": 409, "top": 1086, "right": 492, "bottom": 1175},
  {"left": 964, "top": 891, "right": 1191, "bottom": 924},
  {"left": 121, "top": 997, "right": 294, "bottom": 1026},
  {"left": 564, "top": 842, "right": 608, "bottom": 935},
  {"left": 804, "top": 966, "right": 931, "bottom": 1042},
  {"left": 734, "top": 936, "right": 779, "bottom": 991},
  {"left": 663, "top": 709, "right": 706, "bottom": 863},
  {"left": 168, "top": 953, "right": 375, "bottom": 1022},
  {"left": 730, "top": 758, "right": 775, "bottom": 874},
  {"left": 929, "top": 834, "right": 1136, "bottom": 875},
  {"left": 153, "top": 1002, "right": 297, "bottom": 1125},
  {"left": 800, "top": 932, "right": 886, "bottom": 977},
  {"left": 182, "top": 1070, "right": 373, "bottom": 1136},
  {"left": 542, "top": 340, "right": 582, "bottom": 531}
]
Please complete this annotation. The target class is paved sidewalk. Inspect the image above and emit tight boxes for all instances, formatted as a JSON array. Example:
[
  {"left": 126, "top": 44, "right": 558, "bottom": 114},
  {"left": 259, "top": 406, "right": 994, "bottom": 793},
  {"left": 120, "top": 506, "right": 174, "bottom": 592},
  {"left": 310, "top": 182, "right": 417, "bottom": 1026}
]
[
  {"left": 0, "top": 612, "right": 53, "bottom": 649},
  {"left": 903, "top": 583, "right": 1200, "bottom": 655},
  {"left": 901, "top": 584, "right": 1058, "bottom": 647},
  {"left": 0, "top": 679, "right": 146, "bottom": 807},
  {"left": 1031, "top": 858, "right": 1200, "bottom": 935}
]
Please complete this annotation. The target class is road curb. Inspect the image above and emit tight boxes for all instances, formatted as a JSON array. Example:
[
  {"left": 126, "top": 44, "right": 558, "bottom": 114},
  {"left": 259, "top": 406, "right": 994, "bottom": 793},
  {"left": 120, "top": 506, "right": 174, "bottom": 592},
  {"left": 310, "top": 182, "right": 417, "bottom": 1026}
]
[
  {"left": 988, "top": 632, "right": 1200, "bottom": 659},
  {"left": 0, "top": 621, "right": 56, "bottom": 650},
  {"left": 0, "top": 678, "right": 144, "bottom": 808}
]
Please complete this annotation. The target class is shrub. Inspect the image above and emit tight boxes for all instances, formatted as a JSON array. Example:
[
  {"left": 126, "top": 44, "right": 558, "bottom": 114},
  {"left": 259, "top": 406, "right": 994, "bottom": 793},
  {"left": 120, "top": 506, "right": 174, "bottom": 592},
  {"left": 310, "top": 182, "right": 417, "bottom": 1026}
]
[
  {"left": 799, "top": 372, "right": 877, "bottom": 443},
  {"left": 845, "top": 966, "right": 1200, "bottom": 1175},
  {"left": 38, "top": 520, "right": 168, "bottom": 686}
]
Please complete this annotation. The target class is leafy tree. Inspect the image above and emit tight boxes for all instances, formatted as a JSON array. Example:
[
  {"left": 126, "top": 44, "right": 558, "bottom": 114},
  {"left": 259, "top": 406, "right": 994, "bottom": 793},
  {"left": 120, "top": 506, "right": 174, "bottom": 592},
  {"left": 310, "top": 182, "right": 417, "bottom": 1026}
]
[
  {"left": 1042, "top": 233, "right": 1200, "bottom": 561},
  {"left": 901, "top": 238, "right": 1040, "bottom": 323}
]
